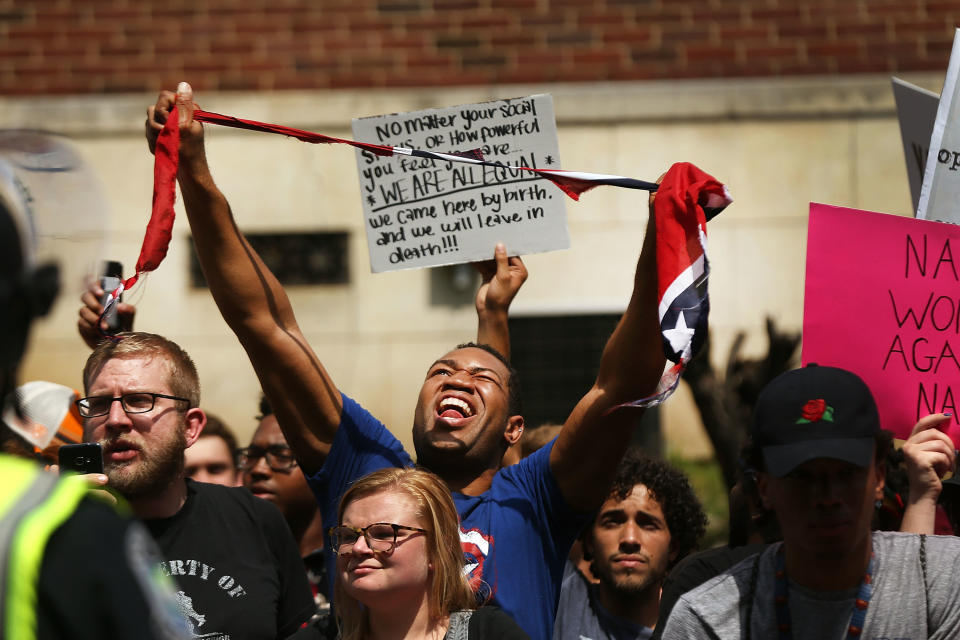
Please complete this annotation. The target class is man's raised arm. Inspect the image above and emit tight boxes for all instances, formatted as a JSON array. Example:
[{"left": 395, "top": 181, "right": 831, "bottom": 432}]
[
  {"left": 474, "top": 242, "right": 527, "bottom": 359},
  {"left": 147, "top": 83, "right": 339, "bottom": 473},
  {"left": 550, "top": 193, "right": 666, "bottom": 511}
]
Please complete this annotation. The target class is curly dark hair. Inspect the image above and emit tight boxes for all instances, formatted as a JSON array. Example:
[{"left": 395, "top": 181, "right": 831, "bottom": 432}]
[{"left": 603, "top": 447, "right": 708, "bottom": 568}]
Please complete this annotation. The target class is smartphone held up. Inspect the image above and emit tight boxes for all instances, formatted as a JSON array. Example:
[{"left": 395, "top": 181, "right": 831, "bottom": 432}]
[
  {"left": 99, "top": 260, "right": 123, "bottom": 336},
  {"left": 57, "top": 442, "right": 103, "bottom": 475}
]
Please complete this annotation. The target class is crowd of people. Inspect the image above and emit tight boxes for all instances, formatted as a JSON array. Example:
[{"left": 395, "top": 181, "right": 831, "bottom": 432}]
[{"left": 2, "top": 82, "right": 960, "bottom": 640}]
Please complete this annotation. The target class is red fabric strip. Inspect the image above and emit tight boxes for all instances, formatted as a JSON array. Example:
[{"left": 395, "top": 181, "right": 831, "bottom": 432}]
[
  {"left": 192, "top": 109, "right": 655, "bottom": 202},
  {"left": 193, "top": 109, "right": 396, "bottom": 158},
  {"left": 100, "top": 104, "right": 181, "bottom": 338},
  {"left": 123, "top": 104, "right": 181, "bottom": 290}
]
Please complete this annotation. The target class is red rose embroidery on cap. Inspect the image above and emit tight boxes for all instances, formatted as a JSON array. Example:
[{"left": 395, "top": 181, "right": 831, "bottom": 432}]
[
  {"left": 802, "top": 399, "right": 826, "bottom": 421},
  {"left": 796, "top": 399, "right": 834, "bottom": 424}
]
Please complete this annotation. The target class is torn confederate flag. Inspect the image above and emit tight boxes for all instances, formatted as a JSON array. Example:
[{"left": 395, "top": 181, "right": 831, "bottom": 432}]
[{"left": 615, "top": 162, "right": 732, "bottom": 409}]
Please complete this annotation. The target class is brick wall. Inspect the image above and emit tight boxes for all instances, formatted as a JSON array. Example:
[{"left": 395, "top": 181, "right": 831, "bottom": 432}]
[{"left": 2, "top": 0, "right": 959, "bottom": 95}]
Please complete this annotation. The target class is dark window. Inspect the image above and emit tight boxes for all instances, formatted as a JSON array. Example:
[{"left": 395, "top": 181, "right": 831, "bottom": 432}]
[
  {"left": 189, "top": 231, "right": 349, "bottom": 287},
  {"left": 508, "top": 313, "right": 661, "bottom": 453}
]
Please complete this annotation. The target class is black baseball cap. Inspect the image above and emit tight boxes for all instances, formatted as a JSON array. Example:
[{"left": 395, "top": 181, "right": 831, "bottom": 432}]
[{"left": 752, "top": 364, "right": 880, "bottom": 477}]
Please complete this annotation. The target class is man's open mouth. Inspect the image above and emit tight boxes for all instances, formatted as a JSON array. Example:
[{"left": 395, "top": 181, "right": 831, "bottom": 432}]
[{"left": 436, "top": 395, "right": 476, "bottom": 421}]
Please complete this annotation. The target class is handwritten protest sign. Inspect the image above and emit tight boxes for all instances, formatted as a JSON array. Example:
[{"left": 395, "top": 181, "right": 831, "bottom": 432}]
[
  {"left": 917, "top": 28, "right": 960, "bottom": 223},
  {"left": 351, "top": 95, "right": 568, "bottom": 272},
  {"left": 892, "top": 77, "right": 939, "bottom": 214},
  {"left": 803, "top": 203, "right": 960, "bottom": 445}
]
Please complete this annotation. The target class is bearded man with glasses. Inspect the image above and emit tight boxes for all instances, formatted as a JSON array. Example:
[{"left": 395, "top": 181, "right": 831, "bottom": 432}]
[{"left": 80, "top": 332, "right": 315, "bottom": 638}]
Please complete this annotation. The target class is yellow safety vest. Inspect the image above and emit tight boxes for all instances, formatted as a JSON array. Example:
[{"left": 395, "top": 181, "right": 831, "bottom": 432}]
[{"left": 0, "top": 455, "right": 90, "bottom": 640}]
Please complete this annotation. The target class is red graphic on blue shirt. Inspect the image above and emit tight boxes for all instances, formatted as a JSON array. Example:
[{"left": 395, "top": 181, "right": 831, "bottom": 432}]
[{"left": 459, "top": 527, "right": 493, "bottom": 605}]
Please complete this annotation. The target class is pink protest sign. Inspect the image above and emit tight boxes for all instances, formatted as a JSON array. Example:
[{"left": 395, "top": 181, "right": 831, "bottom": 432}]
[{"left": 803, "top": 203, "right": 960, "bottom": 444}]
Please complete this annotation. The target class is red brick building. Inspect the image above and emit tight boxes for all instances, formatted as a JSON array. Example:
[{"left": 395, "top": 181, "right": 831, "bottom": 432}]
[{"left": 3, "top": 1, "right": 959, "bottom": 94}]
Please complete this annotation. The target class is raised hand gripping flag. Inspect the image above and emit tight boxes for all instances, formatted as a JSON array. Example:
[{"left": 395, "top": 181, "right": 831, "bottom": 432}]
[{"left": 611, "top": 162, "right": 732, "bottom": 410}]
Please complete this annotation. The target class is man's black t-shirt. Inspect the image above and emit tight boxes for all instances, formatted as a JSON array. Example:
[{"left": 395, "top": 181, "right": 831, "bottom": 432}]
[
  {"left": 143, "top": 480, "right": 315, "bottom": 639},
  {"left": 36, "top": 497, "right": 188, "bottom": 640}
]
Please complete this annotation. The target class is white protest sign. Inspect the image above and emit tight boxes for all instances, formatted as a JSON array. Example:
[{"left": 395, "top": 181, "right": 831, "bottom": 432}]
[
  {"left": 352, "top": 95, "right": 568, "bottom": 273},
  {"left": 917, "top": 29, "right": 960, "bottom": 223},
  {"left": 891, "top": 77, "right": 939, "bottom": 214}
]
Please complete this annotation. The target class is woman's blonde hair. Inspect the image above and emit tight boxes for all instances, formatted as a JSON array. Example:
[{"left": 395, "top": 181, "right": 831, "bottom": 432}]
[{"left": 334, "top": 467, "right": 475, "bottom": 640}]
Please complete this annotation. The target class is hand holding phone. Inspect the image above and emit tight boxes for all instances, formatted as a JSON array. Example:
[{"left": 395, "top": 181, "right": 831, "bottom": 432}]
[{"left": 99, "top": 260, "right": 123, "bottom": 335}]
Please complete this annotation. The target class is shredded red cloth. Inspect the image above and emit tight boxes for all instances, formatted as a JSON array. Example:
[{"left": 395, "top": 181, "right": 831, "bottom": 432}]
[
  {"left": 123, "top": 104, "right": 181, "bottom": 291},
  {"left": 98, "top": 104, "right": 180, "bottom": 338},
  {"left": 193, "top": 109, "right": 395, "bottom": 158}
]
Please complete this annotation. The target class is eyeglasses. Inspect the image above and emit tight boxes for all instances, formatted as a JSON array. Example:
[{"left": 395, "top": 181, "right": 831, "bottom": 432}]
[
  {"left": 76, "top": 392, "right": 189, "bottom": 418},
  {"left": 328, "top": 522, "right": 428, "bottom": 554},
  {"left": 237, "top": 445, "right": 298, "bottom": 472}
]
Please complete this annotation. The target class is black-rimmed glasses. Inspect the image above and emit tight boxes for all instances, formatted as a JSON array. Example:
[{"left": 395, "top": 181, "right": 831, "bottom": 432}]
[
  {"left": 76, "top": 392, "right": 189, "bottom": 418},
  {"left": 236, "top": 445, "right": 298, "bottom": 472},
  {"left": 328, "top": 522, "right": 428, "bottom": 554}
]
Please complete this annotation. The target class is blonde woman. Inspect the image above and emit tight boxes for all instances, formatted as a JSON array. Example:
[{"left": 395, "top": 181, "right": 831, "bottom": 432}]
[{"left": 329, "top": 468, "right": 528, "bottom": 640}]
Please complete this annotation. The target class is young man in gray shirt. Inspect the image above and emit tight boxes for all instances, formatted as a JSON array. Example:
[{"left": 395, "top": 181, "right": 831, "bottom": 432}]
[
  {"left": 554, "top": 449, "right": 706, "bottom": 640},
  {"left": 662, "top": 365, "right": 960, "bottom": 639}
]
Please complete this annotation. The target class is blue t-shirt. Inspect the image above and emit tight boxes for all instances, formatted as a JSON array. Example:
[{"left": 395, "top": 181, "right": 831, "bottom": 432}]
[{"left": 307, "top": 393, "right": 589, "bottom": 640}]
